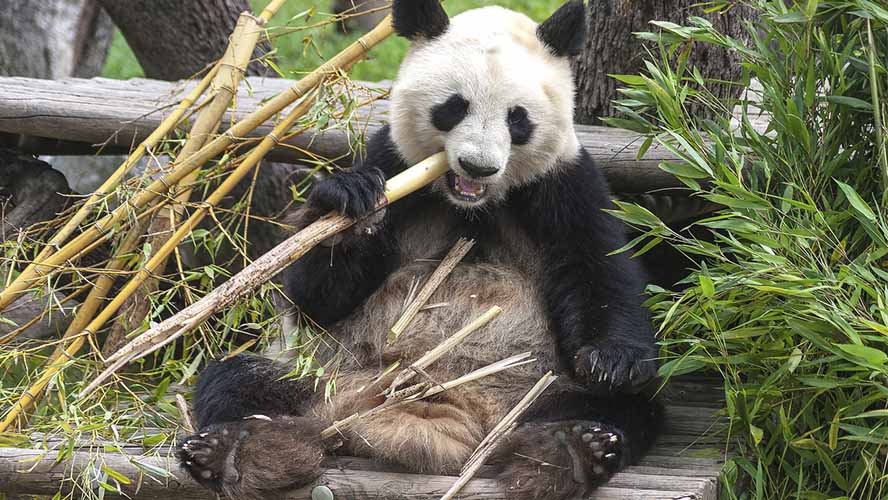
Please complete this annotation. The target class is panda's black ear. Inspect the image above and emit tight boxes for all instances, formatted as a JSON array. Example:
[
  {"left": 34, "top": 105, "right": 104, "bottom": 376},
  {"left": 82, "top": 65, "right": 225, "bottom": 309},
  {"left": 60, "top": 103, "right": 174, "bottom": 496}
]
[
  {"left": 392, "top": 0, "right": 449, "bottom": 41},
  {"left": 537, "top": 0, "right": 586, "bottom": 57}
]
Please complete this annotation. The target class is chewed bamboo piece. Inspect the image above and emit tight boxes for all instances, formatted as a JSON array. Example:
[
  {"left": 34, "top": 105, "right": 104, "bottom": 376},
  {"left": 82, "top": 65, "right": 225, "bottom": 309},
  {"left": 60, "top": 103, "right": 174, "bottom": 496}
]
[
  {"left": 321, "top": 352, "right": 537, "bottom": 440},
  {"left": 388, "top": 238, "right": 475, "bottom": 344},
  {"left": 384, "top": 305, "right": 502, "bottom": 396},
  {"left": 440, "top": 372, "right": 558, "bottom": 500},
  {"left": 78, "top": 152, "right": 450, "bottom": 400},
  {"left": 0, "top": 13, "right": 396, "bottom": 313}
]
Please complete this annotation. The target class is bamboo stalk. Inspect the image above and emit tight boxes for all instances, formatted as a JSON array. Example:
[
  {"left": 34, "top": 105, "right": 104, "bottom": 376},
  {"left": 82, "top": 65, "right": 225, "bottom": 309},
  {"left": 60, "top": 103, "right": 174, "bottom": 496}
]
[
  {"left": 388, "top": 238, "right": 475, "bottom": 343},
  {"left": 2, "top": 64, "right": 221, "bottom": 313},
  {"left": 104, "top": 10, "right": 268, "bottom": 354},
  {"left": 385, "top": 306, "right": 501, "bottom": 395},
  {"left": 321, "top": 352, "right": 536, "bottom": 440},
  {"left": 79, "top": 152, "right": 449, "bottom": 399},
  {"left": 866, "top": 20, "right": 888, "bottom": 204},
  {"left": 259, "top": 0, "right": 288, "bottom": 21},
  {"left": 440, "top": 372, "right": 558, "bottom": 500},
  {"left": 0, "top": 13, "right": 395, "bottom": 313},
  {"left": 0, "top": 223, "right": 146, "bottom": 433},
  {"left": 84, "top": 92, "right": 319, "bottom": 362}
]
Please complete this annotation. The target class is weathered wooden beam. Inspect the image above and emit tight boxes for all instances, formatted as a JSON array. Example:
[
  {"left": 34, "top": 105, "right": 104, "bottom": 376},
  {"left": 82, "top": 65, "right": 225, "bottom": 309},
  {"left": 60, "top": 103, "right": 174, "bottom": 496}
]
[
  {"left": 0, "top": 448, "right": 716, "bottom": 500},
  {"left": 0, "top": 76, "right": 687, "bottom": 193}
]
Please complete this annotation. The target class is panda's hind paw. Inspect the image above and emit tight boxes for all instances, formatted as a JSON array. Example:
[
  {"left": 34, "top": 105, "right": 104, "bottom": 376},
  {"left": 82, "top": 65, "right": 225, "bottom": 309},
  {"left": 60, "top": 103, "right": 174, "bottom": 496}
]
[
  {"left": 556, "top": 421, "right": 627, "bottom": 482},
  {"left": 177, "top": 426, "right": 242, "bottom": 491},
  {"left": 493, "top": 420, "right": 629, "bottom": 500},
  {"left": 177, "top": 416, "right": 329, "bottom": 499}
]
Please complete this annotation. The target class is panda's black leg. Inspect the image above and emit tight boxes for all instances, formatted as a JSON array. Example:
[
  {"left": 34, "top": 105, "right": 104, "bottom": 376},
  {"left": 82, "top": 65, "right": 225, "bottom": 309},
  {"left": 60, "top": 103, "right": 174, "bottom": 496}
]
[
  {"left": 489, "top": 391, "right": 662, "bottom": 500},
  {"left": 179, "top": 354, "right": 330, "bottom": 498},
  {"left": 191, "top": 353, "right": 312, "bottom": 429}
]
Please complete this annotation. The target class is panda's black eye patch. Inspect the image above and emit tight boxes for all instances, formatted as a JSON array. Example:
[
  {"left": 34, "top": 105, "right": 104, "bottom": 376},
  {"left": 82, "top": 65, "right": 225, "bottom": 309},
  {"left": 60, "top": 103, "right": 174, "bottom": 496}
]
[
  {"left": 431, "top": 94, "right": 470, "bottom": 132},
  {"left": 508, "top": 106, "right": 534, "bottom": 145}
]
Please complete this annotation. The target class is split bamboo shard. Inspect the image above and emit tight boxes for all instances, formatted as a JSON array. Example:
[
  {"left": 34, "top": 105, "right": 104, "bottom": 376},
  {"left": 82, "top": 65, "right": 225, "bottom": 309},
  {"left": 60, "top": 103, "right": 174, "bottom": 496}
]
[
  {"left": 0, "top": 13, "right": 396, "bottom": 313},
  {"left": 81, "top": 152, "right": 451, "bottom": 399}
]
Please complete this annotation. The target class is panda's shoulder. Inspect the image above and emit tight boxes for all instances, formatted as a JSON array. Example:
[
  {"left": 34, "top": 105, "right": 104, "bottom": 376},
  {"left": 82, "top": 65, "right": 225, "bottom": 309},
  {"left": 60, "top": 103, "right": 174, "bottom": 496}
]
[{"left": 525, "top": 147, "right": 614, "bottom": 204}]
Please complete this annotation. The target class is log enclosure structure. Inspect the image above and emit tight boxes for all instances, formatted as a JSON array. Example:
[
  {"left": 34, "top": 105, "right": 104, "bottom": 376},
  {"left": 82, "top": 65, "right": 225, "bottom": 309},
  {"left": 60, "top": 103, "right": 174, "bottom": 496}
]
[
  {"left": 0, "top": 75, "right": 736, "bottom": 499},
  {"left": 0, "top": 75, "right": 695, "bottom": 193},
  {"left": 0, "top": 378, "right": 727, "bottom": 500}
]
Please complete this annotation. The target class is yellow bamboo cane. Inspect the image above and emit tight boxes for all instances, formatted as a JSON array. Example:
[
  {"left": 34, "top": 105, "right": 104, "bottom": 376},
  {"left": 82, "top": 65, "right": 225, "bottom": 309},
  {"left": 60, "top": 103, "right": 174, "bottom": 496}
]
[
  {"left": 5, "top": 64, "right": 221, "bottom": 310},
  {"left": 0, "top": 14, "right": 394, "bottom": 313},
  {"left": 78, "top": 92, "right": 318, "bottom": 356}
]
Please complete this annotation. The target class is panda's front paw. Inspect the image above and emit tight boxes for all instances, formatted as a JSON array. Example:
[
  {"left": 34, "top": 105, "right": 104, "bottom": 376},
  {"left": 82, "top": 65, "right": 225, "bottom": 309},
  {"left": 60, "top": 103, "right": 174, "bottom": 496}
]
[
  {"left": 307, "top": 167, "right": 386, "bottom": 219},
  {"left": 574, "top": 343, "right": 657, "bottom": 393}
]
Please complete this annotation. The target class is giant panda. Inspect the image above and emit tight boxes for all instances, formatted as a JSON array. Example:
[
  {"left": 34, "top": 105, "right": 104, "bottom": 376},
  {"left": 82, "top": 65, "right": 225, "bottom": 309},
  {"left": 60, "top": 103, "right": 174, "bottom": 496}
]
[{"left": 177, "top": 1, "right": 662, "bottom": 499}]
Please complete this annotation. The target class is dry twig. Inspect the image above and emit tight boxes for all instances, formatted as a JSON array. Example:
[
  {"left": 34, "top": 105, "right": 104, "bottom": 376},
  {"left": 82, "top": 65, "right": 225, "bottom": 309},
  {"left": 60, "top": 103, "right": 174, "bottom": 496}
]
[
  {"left": 440, "top": 372, "right": 558, "bottom": 500},
  {"left": 388, "top": 238, "right": 475, "bottom": 343},
  {"left": 385, "top": 305, "right": 502, "bottom": 395},
  {"left": 321, "top": 352, "right": 536, "bottom": 440}
]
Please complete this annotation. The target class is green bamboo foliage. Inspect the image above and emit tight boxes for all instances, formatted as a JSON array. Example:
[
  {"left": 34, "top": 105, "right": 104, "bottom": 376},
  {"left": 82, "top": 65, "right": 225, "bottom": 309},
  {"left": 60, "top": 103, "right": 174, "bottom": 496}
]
[{"left": 610, "top": 1, "right": 888, "bottom": 498}]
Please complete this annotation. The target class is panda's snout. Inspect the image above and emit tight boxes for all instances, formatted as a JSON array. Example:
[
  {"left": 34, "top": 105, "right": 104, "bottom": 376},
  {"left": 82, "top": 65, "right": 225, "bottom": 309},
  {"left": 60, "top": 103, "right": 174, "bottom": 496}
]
[{"left": 458, "top": 157, "right": 499, "bottom": 178}]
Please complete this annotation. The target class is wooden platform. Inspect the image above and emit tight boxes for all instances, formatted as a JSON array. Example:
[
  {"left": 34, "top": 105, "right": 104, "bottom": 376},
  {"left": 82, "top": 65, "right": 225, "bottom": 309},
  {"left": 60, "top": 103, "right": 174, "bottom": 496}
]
[
  {"left": 0, "top": 75, "right": 693, "bottom": 193},
  {"left": 0, "top": 379, "right": 728, "bottom": 500}
]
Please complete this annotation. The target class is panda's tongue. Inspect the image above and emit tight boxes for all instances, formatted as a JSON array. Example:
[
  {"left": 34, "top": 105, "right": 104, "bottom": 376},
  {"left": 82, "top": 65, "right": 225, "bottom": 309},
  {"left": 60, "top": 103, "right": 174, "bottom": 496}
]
[{"left": 454, "top": 175, "right": 486, "bottom": 198}]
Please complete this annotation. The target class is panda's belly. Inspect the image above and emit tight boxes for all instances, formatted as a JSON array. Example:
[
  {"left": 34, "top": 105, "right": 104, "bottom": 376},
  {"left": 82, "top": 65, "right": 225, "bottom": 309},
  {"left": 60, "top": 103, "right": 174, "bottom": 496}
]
[{"left": 331, "top": 260, "right": 560, "bottom": 390}]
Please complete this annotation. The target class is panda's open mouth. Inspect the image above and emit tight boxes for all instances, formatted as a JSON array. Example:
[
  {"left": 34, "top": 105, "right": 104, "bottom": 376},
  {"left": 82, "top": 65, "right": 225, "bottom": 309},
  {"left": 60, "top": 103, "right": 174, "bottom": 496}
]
[{"left": 447, "top": 172, "right": 488, "bottom": 202}]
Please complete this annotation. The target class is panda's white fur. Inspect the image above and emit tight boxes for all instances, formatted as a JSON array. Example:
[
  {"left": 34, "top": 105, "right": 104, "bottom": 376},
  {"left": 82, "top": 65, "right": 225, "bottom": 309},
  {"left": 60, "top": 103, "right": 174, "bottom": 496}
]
[{"left": 390, "top": 6, "right": 580, "bottom": 206}]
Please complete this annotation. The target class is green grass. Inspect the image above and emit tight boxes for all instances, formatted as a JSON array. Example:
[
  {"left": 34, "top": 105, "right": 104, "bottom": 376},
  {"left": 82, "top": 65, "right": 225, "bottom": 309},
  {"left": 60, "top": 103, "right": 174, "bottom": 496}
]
[
  {"left": 611, "top": 1, "right": 888, "bottom": 498},
  {"left": 101, "top": 0, "right": 565, "bottom": 82}
]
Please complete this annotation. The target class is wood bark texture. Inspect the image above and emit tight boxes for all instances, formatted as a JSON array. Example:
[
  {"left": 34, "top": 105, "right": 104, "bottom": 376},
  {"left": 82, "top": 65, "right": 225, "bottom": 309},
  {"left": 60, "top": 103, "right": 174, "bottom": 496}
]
[
  {"left": 97, "top": 0, "right": 272, "bottom": 81},
  {"left": 0, "top": 76, "right": 761, "bottom": 193},
  {"left": 572, "top": 0, "right": 753, "bottom": 124},
  {"left": 0, "top": 0, "right": 113, "bottom": 79}
]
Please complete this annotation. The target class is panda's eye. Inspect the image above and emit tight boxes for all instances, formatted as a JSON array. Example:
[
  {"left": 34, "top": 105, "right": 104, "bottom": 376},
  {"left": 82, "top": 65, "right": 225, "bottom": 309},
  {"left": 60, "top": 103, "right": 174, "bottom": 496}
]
[
  {"left": 431, "top": 94, "right": 470, "bottom": 132},
  {"left": 508, "top": 106, "right": 534, "bottom": 145}
]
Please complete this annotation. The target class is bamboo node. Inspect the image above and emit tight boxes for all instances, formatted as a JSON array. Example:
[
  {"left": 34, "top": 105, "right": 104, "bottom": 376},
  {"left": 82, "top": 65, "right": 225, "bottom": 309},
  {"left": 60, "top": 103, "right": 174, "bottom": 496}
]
[{"left": 267, "top": 132, "right": 283, "bottom": 145}]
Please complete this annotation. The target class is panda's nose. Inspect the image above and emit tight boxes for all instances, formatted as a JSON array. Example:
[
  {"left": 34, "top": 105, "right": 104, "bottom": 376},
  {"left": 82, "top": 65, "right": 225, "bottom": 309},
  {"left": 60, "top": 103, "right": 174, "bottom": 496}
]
[{"left": 458, "top": 157, "right": 499, "bottom": 178}]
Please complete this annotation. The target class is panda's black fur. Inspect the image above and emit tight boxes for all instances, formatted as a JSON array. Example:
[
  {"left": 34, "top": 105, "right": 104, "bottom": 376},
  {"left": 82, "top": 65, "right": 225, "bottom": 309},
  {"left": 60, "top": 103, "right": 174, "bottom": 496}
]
[{"left": 178, "top": 2, "right": 662, "bottom": 499}]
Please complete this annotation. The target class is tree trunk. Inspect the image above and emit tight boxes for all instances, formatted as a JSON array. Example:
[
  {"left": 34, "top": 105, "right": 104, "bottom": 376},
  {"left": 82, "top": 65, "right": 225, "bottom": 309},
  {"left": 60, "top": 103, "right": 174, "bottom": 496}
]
[
  {"left": 572, "top": 0, "right": 753, "bottom": 124},
  {"left": 0, "top": 0, "right": 113, "bottom": 79},
  {"left": 97, "top": 0, "right": 271, "bottom": 81}
]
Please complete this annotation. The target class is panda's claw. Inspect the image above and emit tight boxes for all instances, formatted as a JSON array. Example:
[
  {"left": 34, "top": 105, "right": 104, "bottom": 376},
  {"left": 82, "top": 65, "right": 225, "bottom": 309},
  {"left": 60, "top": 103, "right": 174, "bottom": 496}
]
[{"left": 575, "top": 344, "right": 657, "bottom": 393}]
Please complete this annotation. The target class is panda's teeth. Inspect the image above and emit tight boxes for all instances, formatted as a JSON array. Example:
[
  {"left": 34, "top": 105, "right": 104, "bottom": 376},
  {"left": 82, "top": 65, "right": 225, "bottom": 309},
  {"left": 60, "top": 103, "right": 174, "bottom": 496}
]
[{"left": 453, "top": 175, "right": 486, "bottom": 198}]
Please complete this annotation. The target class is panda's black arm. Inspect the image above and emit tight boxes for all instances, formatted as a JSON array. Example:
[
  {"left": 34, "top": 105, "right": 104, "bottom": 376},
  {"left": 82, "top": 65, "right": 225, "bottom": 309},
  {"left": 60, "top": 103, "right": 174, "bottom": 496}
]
[
  {"left": 511, "top": 148, "right": 658, "bottom": 390},
  {"left": 285, "top": 125, "right": 409, "bottom": 327}
]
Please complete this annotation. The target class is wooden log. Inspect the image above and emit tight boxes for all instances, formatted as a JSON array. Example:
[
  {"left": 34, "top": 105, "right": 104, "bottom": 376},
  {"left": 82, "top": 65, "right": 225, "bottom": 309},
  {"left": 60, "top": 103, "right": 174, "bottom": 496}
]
[
  {"left": 0, "top": 448, "right": 717, "bottom": 500},
  {"left": 0, "top": 76, "right": 694, "bottom": 193}
]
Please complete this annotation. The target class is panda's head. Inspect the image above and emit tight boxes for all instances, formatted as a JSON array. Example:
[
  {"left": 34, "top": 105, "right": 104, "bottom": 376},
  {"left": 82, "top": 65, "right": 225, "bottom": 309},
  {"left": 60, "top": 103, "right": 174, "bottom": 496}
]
[{"left": 389, "top": 0, "right": 586, "bottom": 209}]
